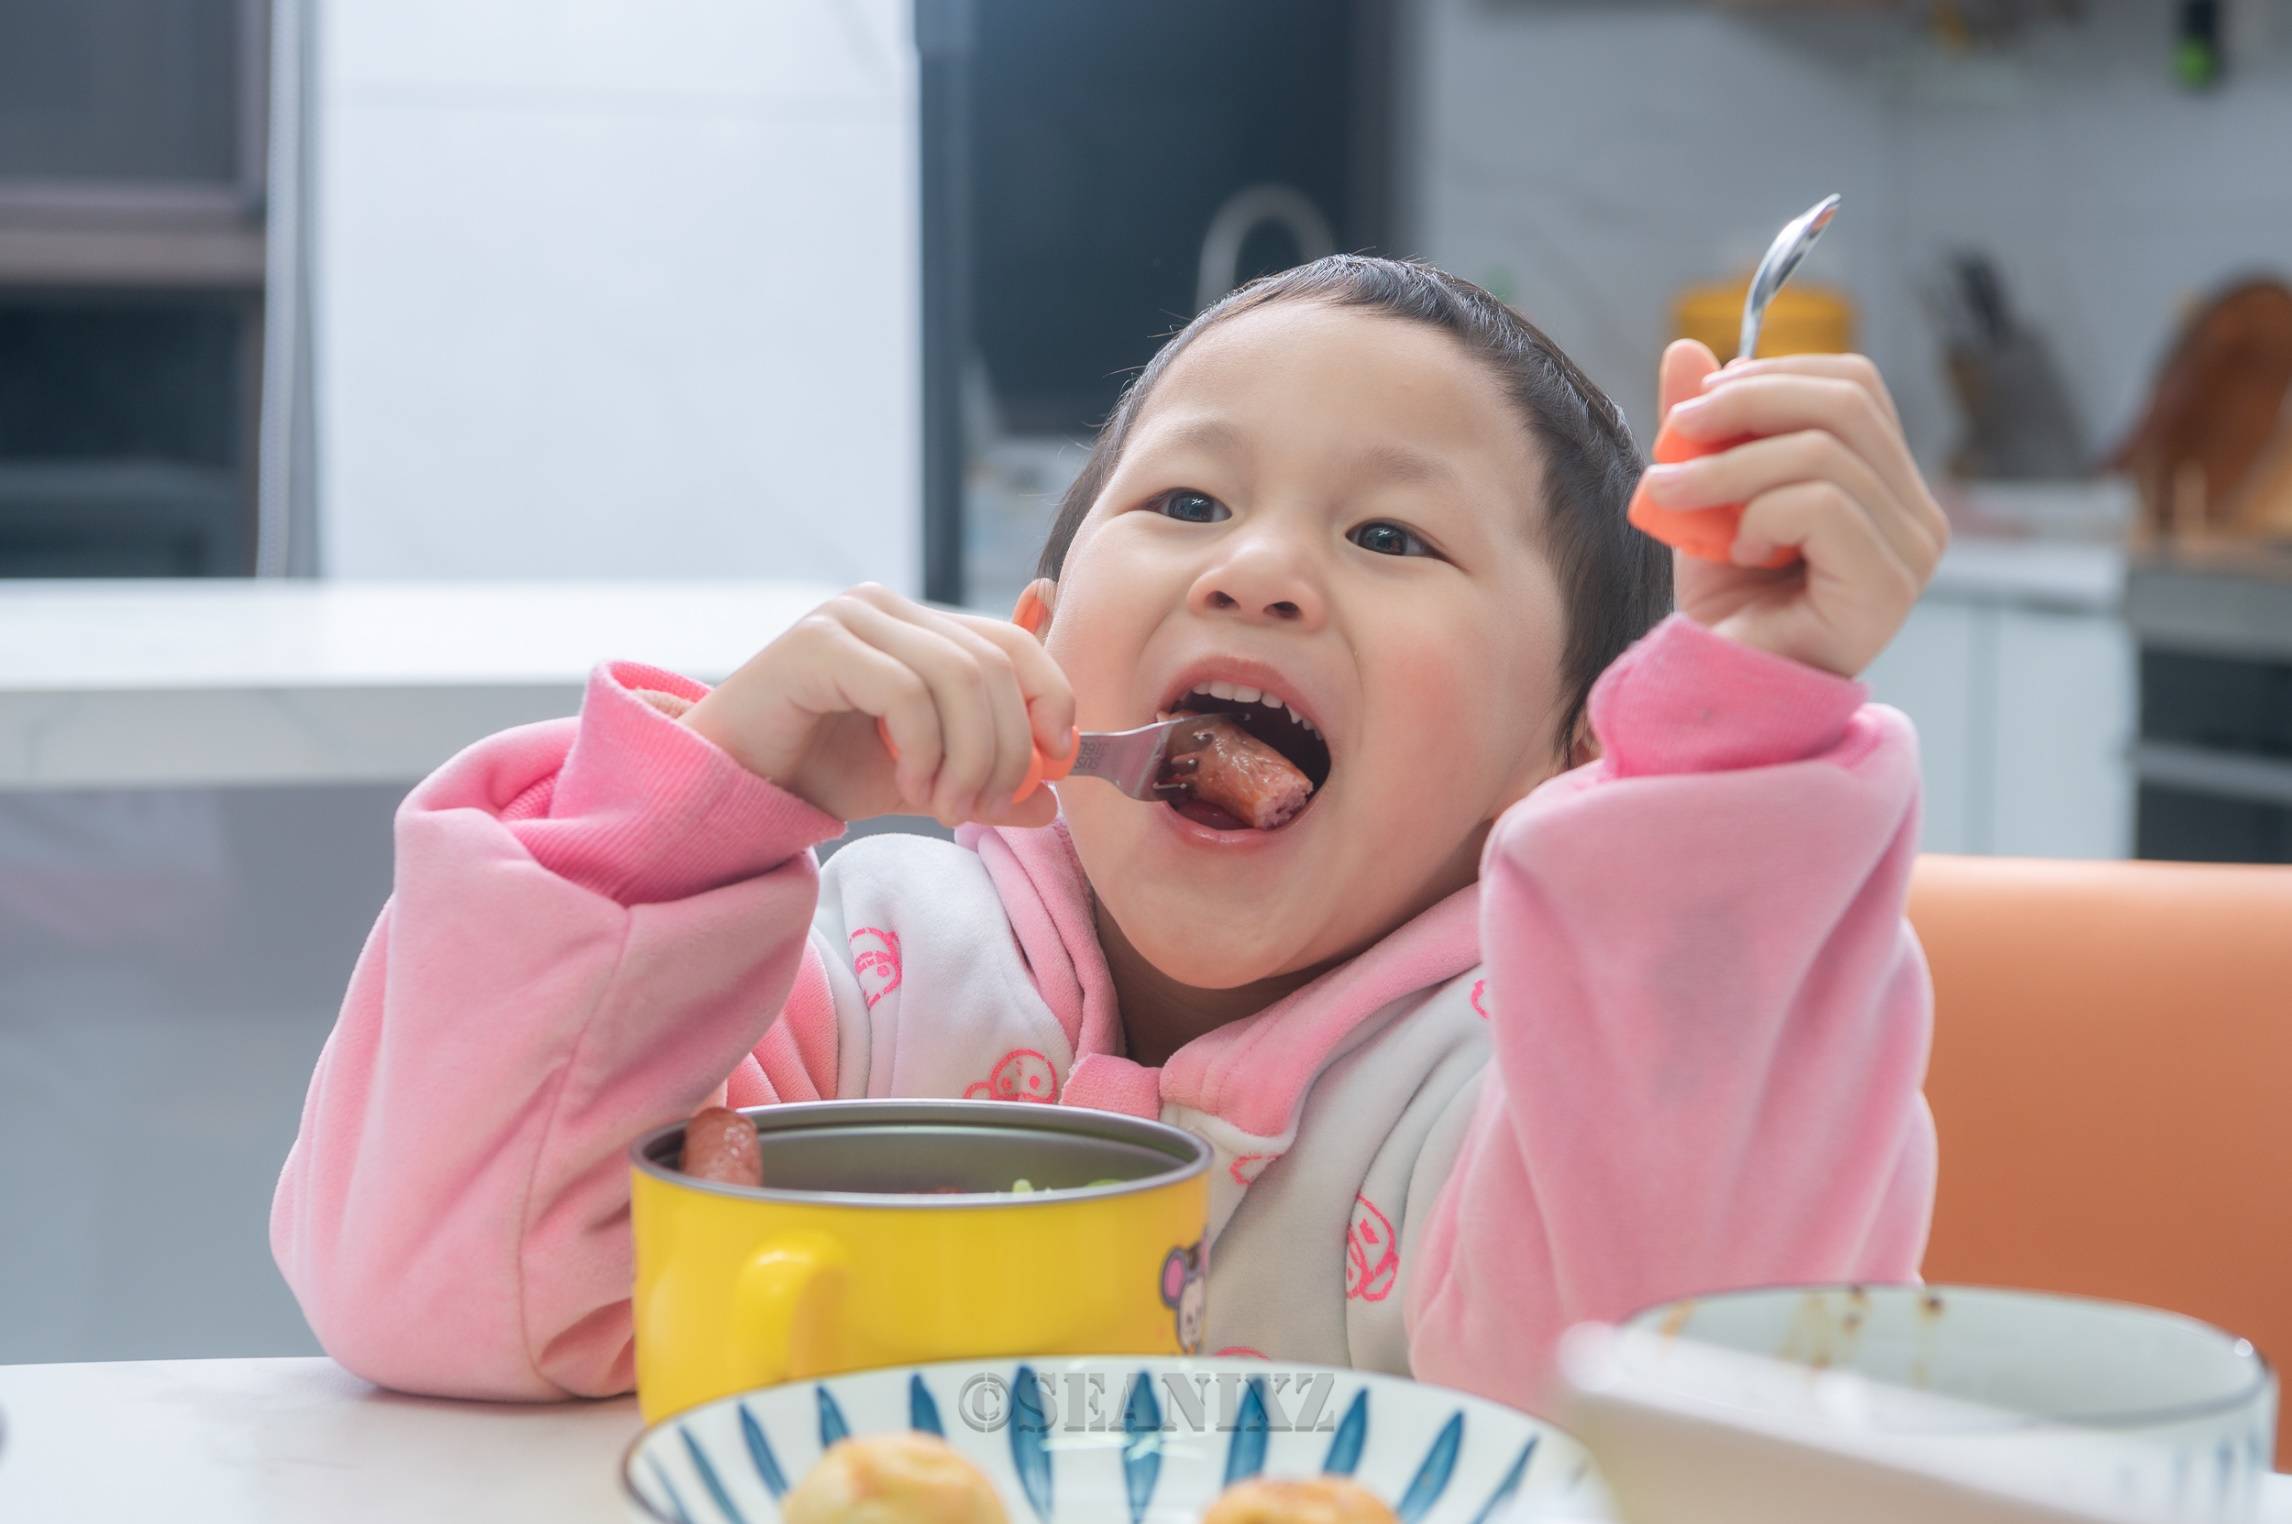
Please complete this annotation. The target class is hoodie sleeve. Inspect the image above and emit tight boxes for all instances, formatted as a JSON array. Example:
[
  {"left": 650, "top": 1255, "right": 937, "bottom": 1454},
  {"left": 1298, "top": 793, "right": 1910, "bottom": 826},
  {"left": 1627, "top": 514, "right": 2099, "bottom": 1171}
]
[
  {"left": 1404, "top": 614, "right": 1936, "bottom": 1413},
  {"left": 269, "top": 661, "right": 844, "bottom": 1401}
]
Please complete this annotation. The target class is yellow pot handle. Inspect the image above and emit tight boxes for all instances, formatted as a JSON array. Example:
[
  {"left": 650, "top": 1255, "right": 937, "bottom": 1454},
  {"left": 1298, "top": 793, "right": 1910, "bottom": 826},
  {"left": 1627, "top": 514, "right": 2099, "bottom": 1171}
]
[{"left": 731, "top": 1232, "right": 851, "bottom": 1389}]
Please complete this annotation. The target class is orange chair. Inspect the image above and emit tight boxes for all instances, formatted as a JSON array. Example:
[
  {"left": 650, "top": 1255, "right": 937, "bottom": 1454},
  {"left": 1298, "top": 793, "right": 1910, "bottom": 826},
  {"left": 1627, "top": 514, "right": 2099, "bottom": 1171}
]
[{"left": 1908, "top": 855, "right": 2292, "bottom": 1461}]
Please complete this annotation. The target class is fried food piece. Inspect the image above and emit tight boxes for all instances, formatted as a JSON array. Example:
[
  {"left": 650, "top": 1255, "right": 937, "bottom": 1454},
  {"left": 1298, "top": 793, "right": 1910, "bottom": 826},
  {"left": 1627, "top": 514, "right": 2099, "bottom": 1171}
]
[
  {"left": 1199, "top": 1476, "right": 1399, "bottom": 1524},
  {"left": 678, "top": 1106, "right": 763, "bottom": 1188},
  {"left": 782, "top": 1432, "right": 1007, "bottom": 1524}
]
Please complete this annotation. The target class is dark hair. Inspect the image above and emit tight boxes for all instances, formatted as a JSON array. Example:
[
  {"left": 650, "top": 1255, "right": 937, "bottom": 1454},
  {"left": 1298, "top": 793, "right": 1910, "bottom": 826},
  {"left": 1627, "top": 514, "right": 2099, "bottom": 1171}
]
[{"left": 1036, "top": 254, "right": 1671, "bottom": 757}]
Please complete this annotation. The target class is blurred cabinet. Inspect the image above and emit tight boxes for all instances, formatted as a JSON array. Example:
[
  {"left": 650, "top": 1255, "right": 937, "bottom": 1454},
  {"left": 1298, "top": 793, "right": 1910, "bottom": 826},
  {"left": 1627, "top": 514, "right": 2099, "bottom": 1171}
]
[
  {"left": 2127, "top": 552, "right": 2292, "bottom": 864},
  {"left": 0, "top": 0, "right": 269, "bottom": 578},
  {"left": 1864, "top": 552, "right": 2134, "bottom": 859}
]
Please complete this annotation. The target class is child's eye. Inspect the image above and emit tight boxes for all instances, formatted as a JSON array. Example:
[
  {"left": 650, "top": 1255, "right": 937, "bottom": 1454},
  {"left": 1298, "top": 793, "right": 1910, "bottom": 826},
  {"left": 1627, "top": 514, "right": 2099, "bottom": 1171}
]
[
  {"left": 1349, "top": 521, "right": 1433, "bottom": 558},
  {"left": 1154, "top": 490, "right": 1230, "bottom": 524}
]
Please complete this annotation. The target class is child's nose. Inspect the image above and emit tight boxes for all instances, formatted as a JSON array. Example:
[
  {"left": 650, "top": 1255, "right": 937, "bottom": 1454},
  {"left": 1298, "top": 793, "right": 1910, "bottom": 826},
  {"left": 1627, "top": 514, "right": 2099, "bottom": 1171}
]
[{"left": 1188, "top": 541, "right": 1325, "bottom": 629}]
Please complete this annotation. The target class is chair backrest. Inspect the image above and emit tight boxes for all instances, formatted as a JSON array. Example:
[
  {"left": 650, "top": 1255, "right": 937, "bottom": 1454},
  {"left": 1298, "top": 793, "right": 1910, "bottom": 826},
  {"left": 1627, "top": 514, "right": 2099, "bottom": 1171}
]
[{"left": 1908, "top": 855, "right": 2292, "bottom": 1461}]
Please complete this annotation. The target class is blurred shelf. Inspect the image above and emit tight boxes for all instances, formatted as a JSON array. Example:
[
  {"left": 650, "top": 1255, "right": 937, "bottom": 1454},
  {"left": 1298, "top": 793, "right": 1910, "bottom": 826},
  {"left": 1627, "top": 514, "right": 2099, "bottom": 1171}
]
[{"left": 0, "top": 225, "right": 264, "bottom": 289}]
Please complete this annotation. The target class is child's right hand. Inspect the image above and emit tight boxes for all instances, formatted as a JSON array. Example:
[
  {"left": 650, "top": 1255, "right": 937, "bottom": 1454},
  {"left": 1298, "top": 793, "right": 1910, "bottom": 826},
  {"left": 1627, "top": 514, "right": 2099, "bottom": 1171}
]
[{"left": 682, "top": 584, "right": 1075, "bottom": 829}]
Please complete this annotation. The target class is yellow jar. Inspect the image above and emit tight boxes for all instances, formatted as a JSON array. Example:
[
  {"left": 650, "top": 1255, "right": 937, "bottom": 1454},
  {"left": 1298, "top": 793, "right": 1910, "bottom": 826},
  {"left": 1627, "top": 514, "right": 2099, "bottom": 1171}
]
[
  {"left": 1675, "top": 278, "right": 1856, "bottom": 362},
  {"left": 629, "top": 1100, "right": 1212, "bottom": 1421}
]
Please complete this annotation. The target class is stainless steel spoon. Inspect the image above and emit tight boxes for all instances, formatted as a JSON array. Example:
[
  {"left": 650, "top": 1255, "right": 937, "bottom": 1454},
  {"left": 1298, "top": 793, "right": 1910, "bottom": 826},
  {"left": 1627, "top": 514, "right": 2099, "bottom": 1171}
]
[{"left": 1739, "top": 193, "right": 1843, "bottom": 361}]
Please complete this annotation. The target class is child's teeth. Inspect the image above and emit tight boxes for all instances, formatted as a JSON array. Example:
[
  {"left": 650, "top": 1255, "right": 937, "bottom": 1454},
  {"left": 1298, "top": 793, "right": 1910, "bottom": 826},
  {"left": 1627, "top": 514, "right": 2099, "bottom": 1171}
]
[
  {"left": 1288, "top": 704, "right": 1314, "bottom": 733},
  {"left": 1230, "top": 685, "right": 1261, "bottom": 704},
  {"left": 1259, "top": 692, "right": 1284, "bottom": 708},
  {"left": 1205, "top": 681, "right": 1238, "bottom": 701}
]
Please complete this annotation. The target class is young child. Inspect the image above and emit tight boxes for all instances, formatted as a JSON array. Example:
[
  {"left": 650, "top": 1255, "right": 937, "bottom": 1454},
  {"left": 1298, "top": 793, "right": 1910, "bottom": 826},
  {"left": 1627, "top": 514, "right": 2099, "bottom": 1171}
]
[{"left": 272, "top": 256, "right": 1944, "bottom": 1409}]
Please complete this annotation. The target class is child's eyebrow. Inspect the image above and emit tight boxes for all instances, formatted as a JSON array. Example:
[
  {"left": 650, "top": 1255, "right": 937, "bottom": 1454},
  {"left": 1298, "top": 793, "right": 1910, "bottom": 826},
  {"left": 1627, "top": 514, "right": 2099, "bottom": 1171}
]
[
  {"left": 1350, "top": 442, "right": 1465, "bottom": 495},
  {"left": 1132, "top": 414, "right": 1245, "bottom": 461}
]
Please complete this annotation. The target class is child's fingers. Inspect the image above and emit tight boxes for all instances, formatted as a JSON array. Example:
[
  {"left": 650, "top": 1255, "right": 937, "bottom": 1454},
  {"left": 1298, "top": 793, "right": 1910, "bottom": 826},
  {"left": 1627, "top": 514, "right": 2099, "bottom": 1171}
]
[
  {"left": 1667, "top": 373, "right": 1932, "bottom": 536},
  {"left": 1734, "top": 480, "right": 1922, "bottom": 604},
  {"left": 897, "top": 610, "right": 1047, "bottom": 812},
  {"left": 1641, "top": 428, "right": 1936, "bottom": 575},
  {"left": 1657, "top": 338, "right": 1723, "bottom": 427},
  {"left": 1708, "top": 352, "right": 1904, "bottom": 428},
  {"left": 819, "top": 621, "right": 944, "bottom": 803},
  {"left": 947, "top": 625, "right": 1039, "bottom": 814},
  {"left": 837, "top": 600, "right": 1004, "bottom": 824},
  {"left": 958, "top": 614, "right": 1077, "bottom": 760},
  {"left": 840, "top": 588, "right": 1052, "bottom": 819}
]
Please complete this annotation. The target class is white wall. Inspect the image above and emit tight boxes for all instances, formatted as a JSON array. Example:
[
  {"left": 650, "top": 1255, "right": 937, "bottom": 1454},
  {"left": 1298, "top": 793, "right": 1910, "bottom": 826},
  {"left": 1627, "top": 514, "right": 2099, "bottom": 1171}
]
[
  {"left": 314, "top": 0, "right": 920, "bottom": 589},
  {"left": 1400, "top": 0, "right": 2292, "bottom": 473}
]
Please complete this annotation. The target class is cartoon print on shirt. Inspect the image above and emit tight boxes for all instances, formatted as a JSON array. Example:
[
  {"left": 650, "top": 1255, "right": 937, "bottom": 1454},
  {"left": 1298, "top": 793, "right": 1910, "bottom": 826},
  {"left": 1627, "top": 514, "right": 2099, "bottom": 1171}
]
[
  {"left": 1345, "top": 1194, "right": 1399, "bottom": 1302},
  {"left": 849, "top": 927, "right": 903, "bottom": 1009},
  {"left": 962, "top": 1046, "right": 1057, "bottom": 1103},
  {"left": 1469, "top": 978, "right": 1489, "bottom": 1020},
  {"left": 1161, "top": 1242, "right": 1207, "bottom": 1353},
  {"left": 1229, "top": 1153, "right": 1278, "bottom": 1187}
]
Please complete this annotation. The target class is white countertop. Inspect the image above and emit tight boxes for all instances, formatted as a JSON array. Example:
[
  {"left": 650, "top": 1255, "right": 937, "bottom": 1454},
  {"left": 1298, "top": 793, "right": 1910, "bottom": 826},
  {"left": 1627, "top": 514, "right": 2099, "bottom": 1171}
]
[
  {"left": 1925, "top": 537, "right": 2125, "bottom": 613},
  {"left": 0, "top": 549, "right": 2124, "bottom": 793},
  {"left": 0, "top": 579, "right": 843, "bottom": 790},
  {"left": 0, "top": 1358, "right": 642, "bottom": 1523},
  {"left": 2, "top": 1357, "right": 2285, "bottom": 1523}
]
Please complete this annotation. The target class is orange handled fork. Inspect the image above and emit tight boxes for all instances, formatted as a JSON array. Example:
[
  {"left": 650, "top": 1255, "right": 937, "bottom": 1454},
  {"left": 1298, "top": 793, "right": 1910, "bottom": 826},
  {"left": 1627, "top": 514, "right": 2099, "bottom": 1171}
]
[{"left": 875, "top": 715, "right": 1203, "bottom": 807}]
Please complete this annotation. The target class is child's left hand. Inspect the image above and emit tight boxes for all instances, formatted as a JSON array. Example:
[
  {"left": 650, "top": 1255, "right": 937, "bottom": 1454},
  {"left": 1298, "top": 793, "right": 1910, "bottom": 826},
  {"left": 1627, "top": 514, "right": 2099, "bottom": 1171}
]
[{"left": 1641, "top": 339, "right": 1949, "bottom": 679}]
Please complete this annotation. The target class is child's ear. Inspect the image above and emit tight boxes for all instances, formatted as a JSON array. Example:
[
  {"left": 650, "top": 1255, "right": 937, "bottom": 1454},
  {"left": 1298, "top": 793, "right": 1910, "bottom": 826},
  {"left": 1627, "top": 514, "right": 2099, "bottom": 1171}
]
[{"left": 1012, "top": 579, "right": 1056, "bottom": 639}]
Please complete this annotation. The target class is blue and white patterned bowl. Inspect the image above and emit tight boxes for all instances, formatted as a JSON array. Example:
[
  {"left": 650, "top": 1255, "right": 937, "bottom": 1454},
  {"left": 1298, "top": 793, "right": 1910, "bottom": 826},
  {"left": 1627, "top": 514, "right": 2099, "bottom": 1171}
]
[{"left": 621, "top": 1356, "right": 1603, "bottom": 1523}]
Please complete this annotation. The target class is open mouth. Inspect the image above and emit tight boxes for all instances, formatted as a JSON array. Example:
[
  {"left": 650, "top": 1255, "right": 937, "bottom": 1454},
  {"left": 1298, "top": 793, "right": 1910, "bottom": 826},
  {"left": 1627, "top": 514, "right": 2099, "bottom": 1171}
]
[{"left": 1156, "top": 683, "right": 1334, "bottom": 833}]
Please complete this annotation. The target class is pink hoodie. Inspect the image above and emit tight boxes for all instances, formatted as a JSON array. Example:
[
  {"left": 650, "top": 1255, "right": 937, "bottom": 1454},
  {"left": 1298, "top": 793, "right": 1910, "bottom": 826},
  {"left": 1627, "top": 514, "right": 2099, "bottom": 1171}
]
[{"left": 270, "top": 613, "right": 1934, "bottom": 1409}]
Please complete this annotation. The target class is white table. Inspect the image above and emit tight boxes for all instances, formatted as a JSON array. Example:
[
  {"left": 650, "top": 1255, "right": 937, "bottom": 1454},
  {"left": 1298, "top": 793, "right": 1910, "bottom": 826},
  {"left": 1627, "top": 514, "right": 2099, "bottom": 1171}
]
[
  {"left": 0, "top": 579, "right": 846, "bottom": 790},
  {"left": 4, "top": 1358, "right": 2288, "bottom": 1523},
  {"left": 0, "top": 1358, "right": 643, "bottom": 1522}
]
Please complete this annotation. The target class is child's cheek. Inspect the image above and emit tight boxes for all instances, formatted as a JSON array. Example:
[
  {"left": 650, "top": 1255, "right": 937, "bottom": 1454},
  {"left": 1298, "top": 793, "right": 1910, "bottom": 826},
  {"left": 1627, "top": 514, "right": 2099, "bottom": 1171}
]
[{"left": 1373, "top": 618, "right": 1499, "bottom": 770}]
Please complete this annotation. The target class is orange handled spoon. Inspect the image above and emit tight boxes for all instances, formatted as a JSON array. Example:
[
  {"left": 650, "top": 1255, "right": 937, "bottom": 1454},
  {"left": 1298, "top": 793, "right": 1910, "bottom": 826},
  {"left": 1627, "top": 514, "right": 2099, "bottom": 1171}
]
[{"left": 1626, "top": 192, "right": 1842, "bottom": 570}]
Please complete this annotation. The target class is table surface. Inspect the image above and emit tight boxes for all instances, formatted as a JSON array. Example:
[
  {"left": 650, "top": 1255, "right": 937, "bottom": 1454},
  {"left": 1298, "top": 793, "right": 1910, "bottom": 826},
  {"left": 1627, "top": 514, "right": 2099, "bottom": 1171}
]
[
  {"left": 0, "top": 1358, "right": 643, "bottom": 1523},
  {"left": 3, "top": 1357, "right": 2287, "bottom": 1524},
  {"left": 0, "top": 579, "right": 844, "bottom": 790}
]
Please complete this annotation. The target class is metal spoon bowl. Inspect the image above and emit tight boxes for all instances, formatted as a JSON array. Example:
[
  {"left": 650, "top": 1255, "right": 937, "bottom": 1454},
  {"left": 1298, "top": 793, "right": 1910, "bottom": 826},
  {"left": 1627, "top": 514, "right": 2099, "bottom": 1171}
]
[{"left": 1740, "top": 193, "right": 1843, "bottom": 361}]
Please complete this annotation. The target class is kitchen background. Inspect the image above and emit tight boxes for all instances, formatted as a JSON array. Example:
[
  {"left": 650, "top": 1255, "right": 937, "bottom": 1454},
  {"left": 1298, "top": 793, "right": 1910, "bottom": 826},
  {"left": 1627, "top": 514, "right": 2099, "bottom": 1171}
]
[{"left": 4, "top": 0, "right": 2290, "bottom": 1364}]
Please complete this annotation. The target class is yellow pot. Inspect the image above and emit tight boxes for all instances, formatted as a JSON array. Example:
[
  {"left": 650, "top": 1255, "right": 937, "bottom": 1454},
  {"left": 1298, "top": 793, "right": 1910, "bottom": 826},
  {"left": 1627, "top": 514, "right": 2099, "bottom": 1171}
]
[{"left": 629, "top": 1100, "right": 1212, "bottom": 1421}]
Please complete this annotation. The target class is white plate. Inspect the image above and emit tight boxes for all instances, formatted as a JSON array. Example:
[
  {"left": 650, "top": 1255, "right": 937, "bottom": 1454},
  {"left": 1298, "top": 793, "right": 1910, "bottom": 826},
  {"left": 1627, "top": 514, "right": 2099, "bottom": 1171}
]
[{"left": 622, "top": 1356, "right": 1603, "bottom": 1523}]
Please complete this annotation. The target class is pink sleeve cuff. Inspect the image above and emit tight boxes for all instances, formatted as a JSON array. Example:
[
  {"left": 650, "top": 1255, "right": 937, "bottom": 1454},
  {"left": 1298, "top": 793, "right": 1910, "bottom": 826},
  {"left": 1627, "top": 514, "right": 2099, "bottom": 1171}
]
[
  {"left": 528, "top": 661, "right": 844, "bottom": 903},
  {"left": 1590, "top": 614, "right": 1869, "bottom": 777}
]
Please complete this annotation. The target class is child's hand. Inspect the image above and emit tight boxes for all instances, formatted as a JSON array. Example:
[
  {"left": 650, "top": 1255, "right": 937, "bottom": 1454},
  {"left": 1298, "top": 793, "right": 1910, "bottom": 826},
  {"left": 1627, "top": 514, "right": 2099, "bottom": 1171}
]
[
  {"left": 1641, "top": 339, "right": 1949, "bottom": 678},
  {"left": 682, "top": 584, "right": 1075, "bottom": 829}
]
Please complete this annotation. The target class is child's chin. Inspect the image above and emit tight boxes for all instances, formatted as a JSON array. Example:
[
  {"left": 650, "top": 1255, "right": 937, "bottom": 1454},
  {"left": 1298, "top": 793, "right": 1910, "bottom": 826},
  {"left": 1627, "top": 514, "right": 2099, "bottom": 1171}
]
[{"left": 1128, "top": 924, "right": 1304, "bottom": 991}]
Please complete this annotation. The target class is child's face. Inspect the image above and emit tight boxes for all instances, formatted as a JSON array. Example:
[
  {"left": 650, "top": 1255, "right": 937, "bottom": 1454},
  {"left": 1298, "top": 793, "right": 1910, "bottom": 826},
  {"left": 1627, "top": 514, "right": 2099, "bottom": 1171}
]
[{"left": 1045, "top": 301, "right": 1575, "bottom": 989}]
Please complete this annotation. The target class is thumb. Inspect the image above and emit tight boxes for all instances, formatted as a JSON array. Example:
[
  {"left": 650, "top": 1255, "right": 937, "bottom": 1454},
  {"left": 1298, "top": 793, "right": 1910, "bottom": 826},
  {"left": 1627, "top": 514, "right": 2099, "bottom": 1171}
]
[{"left": 1657, "top": 338, "right": 1722, "bottom": 428}]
